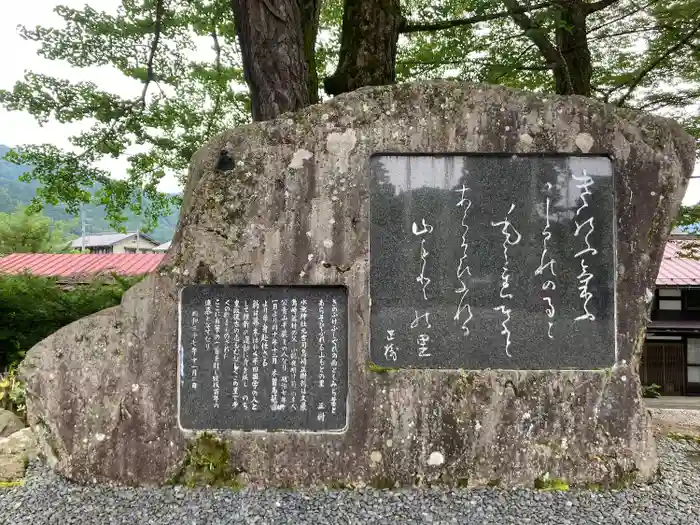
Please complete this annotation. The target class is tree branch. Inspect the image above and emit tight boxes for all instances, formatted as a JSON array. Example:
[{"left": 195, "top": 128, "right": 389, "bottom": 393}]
[
  {"left": 399, "top": 59, "right": 549, "bottom": 71},
  {"left": 584, "top": 0, "right": 620, "bottom": 15},
  {"left": 490, "top": 41, "right": 538, "bottom": 83},
  {"left": 401, "top": 2, "right": 552, "bottom": 33},
  {"left": 590, "top": 25, "right": 662, "bottom": 42},
  {"left": 501, "top": 0, "right": 565, "bottom": 70},
  {"left": 588, "top": 0, "right": 659, "bottom": 33},
  {"left": 140, "top": 0, "right": 164, "bottom": 108},
  {"left": 615, "top": 18, "right": 700, "bottom": 107}
]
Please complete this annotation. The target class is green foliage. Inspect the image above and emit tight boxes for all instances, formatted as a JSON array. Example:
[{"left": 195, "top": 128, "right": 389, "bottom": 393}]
[
  {"left": 642, "top": 383, "right": 661, "bottom": 398},
  {"left": 676, "top": 205, "right": 700, "bottom": 232},
  {"left": 0, "top": 206, "right": 74, "bottom": 256},
  {"left": 396, "top": 0, "right": 700, "bottom": 130},
  {"left": 0, "top": 0, "right": 698, "bottom": 226},
  {"left": 0, "top": 367, "right": 26, "bottom": 418},
  {"left": 0, "top": 0, "right": 247, "bottom": 229},
  {"left": 0, "top": 273, "right": 141, "bottom": 370},
  {"left": 0, "top": 144, "right": 179, "bottom": 242}
]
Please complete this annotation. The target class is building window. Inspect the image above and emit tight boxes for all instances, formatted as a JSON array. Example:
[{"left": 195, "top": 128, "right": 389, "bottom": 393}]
[
  {"left": 124, "top": 248, "right": 137, "bottom": 253},
  {"left": 686, "top": 289, "right": 700, "bottom": 311},
  {"left": 657, "top": 288, "right": 681, "bottom": 310},
  {"left": 689, "top": 367, "right": 700, "bottom": 384},
  {"left": 89, "top": 246, "right": 113, "bottom": 254},
  {"left": 688, "top": 338, "right": 700, "bottom": 385},
  {"left": 659, "top": 299, "right": 682, "bottom": 310}
]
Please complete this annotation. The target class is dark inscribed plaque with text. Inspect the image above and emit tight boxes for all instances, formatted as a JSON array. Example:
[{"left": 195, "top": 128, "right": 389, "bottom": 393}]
[
  {"left": 178, "top": 285, "right": 348, "bottom": 431},
  {"left": 370, "top": 154, "right": 616, "bottom": 370}
]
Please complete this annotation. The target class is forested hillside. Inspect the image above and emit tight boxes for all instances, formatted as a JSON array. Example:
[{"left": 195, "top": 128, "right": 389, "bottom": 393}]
[{"left": 0, "top": 145, "right": 179, "bottom": 242}]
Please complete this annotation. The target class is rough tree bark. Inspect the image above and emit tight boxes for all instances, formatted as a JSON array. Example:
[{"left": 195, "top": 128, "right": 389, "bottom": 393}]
[
  {"left": 299, "top": 0, "right": 323, "bottom": 104},
  {"left": 553, "top": 2, "right": 591, "bottom": 96},
  {"left": 230, "top": 0, "right": 615, "bottom": 117},
  {"left": 324, "top": 0, "right": 404, "bottom": 97},
  {"left": 230, "top": 0, "right": 313, "bottom": 121}
]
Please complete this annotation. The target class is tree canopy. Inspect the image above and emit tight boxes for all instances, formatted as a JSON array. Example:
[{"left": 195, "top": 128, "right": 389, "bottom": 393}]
[
  {"left": 1, "top": 0, "right": 698, "bottom": 229},
  {"left": 0, "top": 207, "right": 74, "bottom": 255}
]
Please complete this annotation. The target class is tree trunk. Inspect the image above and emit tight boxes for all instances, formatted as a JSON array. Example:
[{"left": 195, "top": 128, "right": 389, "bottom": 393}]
[
  {"left": 504, "top": 0, "right": 596, "bottom": 97},
  {"left": 554, "top": 1, "right": 592, "bottom": 96},
  {"left": 324, "top": 0, "right": 404, "bottom": 97},
  {"left": 230, "top": 0, "right": 312, "bottom": 121},
  {"left": 298, "top": 0, "right": 323, "bottom": 104}
]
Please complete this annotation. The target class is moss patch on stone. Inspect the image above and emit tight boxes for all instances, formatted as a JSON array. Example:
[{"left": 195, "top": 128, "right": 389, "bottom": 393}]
[
  {"left": 534, "top": 477, "right": 569, "bottom": 491},
  {"left": 367, "top": 361, "right": 397, "bottom": 374},
  {"left": 168, "top": 433, "right": 243, "bottom": 489},
  {"left": 0, "top": 480, "right": 23, "bottom": 488}
]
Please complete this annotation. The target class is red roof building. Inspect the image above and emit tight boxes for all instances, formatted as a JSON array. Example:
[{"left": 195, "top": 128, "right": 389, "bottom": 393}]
[
  {"left": 0, "top": 253, "right": 165, "bottom": 278},
  {"left": 656, "top": 240, "right": 700, "bottom": 286}
]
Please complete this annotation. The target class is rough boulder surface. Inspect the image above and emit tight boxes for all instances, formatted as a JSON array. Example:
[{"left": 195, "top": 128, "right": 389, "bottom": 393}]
[
  {"left": 0, "top": 408, "right": 24, "bottom": 437},
  {"left": 20, "top": 81, "right": 696, "bottom": 488},
  {"left": 0, "top": 427, "right": 38, "bottom": 482}
]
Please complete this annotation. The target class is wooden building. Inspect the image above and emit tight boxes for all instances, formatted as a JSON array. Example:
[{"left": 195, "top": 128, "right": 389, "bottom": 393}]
[{"left": 642, "top": 233, "right": 700, "bottom": 395}]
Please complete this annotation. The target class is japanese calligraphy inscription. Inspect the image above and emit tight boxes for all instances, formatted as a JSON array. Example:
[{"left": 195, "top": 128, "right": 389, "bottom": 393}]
[
  {"left": 179, "top": 285, "right": 348, "bottom": 431},
  {"left": 370, "top": 154, "right": 616, "bottom": 370}
]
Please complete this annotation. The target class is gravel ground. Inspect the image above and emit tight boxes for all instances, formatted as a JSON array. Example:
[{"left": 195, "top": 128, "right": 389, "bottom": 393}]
[
  {"left": 649, "top": 408, "right": 700, "bottom": 429},
  {"left": 2, "top": 437, "right": 700, "bottom": 525}
]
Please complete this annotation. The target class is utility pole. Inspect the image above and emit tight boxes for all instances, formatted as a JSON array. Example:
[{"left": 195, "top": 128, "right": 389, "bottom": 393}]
[
  {"left": 80, "top": 204, "right": 86, "bottom": 253},
  {"left": 136, "top": 180, "right": 144, "bottom": 253}
]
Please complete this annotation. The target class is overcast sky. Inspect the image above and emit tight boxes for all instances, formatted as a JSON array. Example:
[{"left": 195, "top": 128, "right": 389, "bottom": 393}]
[{"left": 1, "top": 1, "right": 699, "bottom": 203}]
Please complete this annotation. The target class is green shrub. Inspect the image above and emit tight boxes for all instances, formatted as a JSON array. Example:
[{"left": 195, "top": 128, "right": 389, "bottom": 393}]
[
  {"left": 0, "top": 272, "right": 141, "bottom": 370},
  {"left": 0, "top": 366, "right": 26, "bottom": 420},
  {"left": 643, "top": 383, "right": 661, "bottom": 398}
]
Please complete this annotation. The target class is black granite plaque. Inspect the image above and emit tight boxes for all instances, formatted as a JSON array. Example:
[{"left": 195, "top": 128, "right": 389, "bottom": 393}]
[
  {"left": 370, "top": 154, "right": 616, "bottom": 370},
  {"left": 178, "top": 285, "right": 348, "bottom": 431}
]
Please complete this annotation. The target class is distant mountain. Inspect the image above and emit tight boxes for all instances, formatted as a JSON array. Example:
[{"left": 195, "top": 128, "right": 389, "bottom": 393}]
[{"left": 0, "top": 144, "right": 180, "bottom": 243}]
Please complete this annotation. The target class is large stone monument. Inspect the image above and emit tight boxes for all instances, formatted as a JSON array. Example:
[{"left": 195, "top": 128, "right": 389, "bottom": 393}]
[{"left": 20, "top": 81, "right": 695, "bottom": 488}]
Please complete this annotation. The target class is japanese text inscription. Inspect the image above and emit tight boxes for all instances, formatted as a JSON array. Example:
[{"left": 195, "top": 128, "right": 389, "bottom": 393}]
[
  {"left": 179, "top": 285, "right": 348, "bottom": 431},
  {"left": 370, "top": 154, "right": 615, "bottom": 370}
]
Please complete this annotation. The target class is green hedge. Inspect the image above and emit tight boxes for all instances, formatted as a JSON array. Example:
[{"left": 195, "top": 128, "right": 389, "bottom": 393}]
[{"left": 0, "top": 273, "right": 140, "bottom": 370}]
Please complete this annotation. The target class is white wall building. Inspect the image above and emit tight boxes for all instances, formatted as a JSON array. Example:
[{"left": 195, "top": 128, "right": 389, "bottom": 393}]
[{"left": 70, "top": 232, "right": 160, "bottom": 254}]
